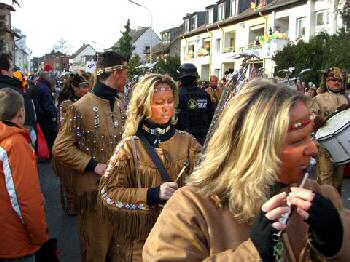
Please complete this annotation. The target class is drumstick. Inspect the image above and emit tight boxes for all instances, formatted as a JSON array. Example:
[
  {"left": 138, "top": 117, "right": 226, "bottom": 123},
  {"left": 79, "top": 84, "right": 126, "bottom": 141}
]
[{"left": 175, "top": 161, "right": 189, "bottom": 183}]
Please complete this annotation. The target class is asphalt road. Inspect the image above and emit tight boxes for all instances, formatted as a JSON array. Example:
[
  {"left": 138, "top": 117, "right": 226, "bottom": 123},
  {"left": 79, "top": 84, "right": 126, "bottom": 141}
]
[{"left": 38, "top": 162, "right": 350, "bottom": 262}]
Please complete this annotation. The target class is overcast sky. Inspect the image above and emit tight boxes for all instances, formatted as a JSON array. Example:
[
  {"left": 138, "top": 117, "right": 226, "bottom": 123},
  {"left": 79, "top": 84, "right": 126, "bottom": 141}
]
[{"left": 11, "top": 0, "right": 214, "bottom": 57}]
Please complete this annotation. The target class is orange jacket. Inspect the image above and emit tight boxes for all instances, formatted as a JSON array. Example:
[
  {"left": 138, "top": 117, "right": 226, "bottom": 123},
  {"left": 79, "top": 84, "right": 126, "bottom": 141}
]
[{"left": 0, "top": 122, "right": 48, "bottom": 259}]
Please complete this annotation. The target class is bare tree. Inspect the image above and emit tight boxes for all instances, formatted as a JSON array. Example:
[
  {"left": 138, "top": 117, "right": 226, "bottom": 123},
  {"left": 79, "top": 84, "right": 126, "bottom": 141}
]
[{"left": 53, "top": 38, "right": 71, "bottom": 55}]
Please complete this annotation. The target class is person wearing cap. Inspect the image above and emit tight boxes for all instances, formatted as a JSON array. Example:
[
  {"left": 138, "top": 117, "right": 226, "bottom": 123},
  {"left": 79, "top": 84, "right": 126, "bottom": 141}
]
[
  {"left": 53, "top": 73, "right": 90, "bottom": 216},
  {"left": 176, "top": 63, "right": 214, "bottom": 145},
  {"left": 53, "top": 51, "right": 127, "bottom": 262},
  {"left": 311, "top": 67, "right": 349, "bottom": 192}
]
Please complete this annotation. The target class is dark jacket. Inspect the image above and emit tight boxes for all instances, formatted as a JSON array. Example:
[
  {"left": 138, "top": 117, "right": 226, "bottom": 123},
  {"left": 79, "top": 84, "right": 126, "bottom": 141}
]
[
  {"left": 32, "top": 78, "right": 57, "bottom": 131},
  {"left": 176, "top": 85, "right": 214, "bottom": 144},
  {"left": 0, "top": 75, "right": 36, "bottom": 128}
]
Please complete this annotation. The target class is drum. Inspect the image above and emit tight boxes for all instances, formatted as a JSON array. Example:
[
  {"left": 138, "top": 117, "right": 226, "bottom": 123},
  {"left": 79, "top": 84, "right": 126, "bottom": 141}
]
[{"left": 315, "top": 108, "right": 350, "bottom": 165}]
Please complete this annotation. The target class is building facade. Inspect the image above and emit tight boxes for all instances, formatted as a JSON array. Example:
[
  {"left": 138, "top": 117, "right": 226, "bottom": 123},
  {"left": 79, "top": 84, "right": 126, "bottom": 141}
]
[
  {"left": 0, "top": 1, "right": 15, "bottom": 62},
  {"left": 69, "top": 44, "right": 97, "bottom": 72},
  {"left": 131, "top": 27, "right": 161, "bottom": 63},
  {"left": 152, "top": 25, "right": 183, "bottom": 60},
  {"left": 13, "top": 28, "right": 31, "bottom": 73},
  {"left": 180, "top": 0, "right": 345, "bottom": 80}
]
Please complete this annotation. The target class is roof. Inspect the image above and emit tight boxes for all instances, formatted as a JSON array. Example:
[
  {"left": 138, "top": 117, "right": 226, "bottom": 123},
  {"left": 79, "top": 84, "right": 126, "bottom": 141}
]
[
  {"left": 152, "top": 42, "right": 171, "bottom": 54},
  {"left": 182, "top": 0, "right": 305, "bottom": 38},
  {"left": 71, "top": 44, "right": 95, "bottom": 59},
  {"left": 0, "top": 3, "right": 15, "bottom": 11},
  {"left": 130, "top": 27, "right": 149, "bottom": 43},
  {"left": 152, "top": 38, "right": 180, "bottom": 55}
]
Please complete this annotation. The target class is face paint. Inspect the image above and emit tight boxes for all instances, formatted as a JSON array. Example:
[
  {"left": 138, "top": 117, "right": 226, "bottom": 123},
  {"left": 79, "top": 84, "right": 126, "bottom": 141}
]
[
  {"left": 278, "top": 102, "right": 318, "bottom": 184},
  {"left": 149, "top": 84, "right": 175, "bottom": 125},
  {"left": 327, "top": 78, "right": 343, "bottom": 92}
]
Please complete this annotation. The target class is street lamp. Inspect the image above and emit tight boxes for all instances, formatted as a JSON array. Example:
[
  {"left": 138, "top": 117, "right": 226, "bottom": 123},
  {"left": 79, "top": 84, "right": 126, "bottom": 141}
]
[{"left": 127, "top": 0, "right": 153, "bottom": 63}]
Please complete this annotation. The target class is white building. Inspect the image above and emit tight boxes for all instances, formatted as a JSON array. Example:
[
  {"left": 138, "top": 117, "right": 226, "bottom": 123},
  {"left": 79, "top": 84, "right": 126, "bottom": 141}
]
[
  {"left": 130, "top": 27, "right": 161, "bottom": 63},
  {"left": 70, "top": 44, "right": 96, "bottom": 72},
  {"left": 181, "top": 0, "right": 346, "bottom": 80},
  {"left": 13, "top": 28, "right": 31, "bottom": 73}
]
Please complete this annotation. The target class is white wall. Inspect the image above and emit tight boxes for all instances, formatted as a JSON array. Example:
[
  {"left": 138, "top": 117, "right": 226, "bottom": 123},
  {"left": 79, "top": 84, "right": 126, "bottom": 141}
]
[
  {"left": 133, "top": 28, "right": 161, "bottom": 63},
  {"left": 73, "top": 45, "right": 96, "bottom": 65},
  {"left": 181, "top": 0, "right": 342, "bottom": 79}
]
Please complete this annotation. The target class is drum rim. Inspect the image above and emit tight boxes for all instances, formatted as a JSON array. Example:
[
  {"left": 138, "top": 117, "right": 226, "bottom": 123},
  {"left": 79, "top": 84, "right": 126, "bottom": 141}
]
[
  {"left": 332, "top": 157, "right": 350, "bottom": 166},
  {"left": 315, "top": 120, "right": 350, "bottom": 141}
]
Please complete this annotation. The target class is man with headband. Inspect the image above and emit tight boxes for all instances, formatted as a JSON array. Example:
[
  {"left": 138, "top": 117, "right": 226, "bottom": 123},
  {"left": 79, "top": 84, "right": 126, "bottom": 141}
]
[
  {"left": 53, "top": 51, "right": 128, "bottom": 262},
  {"left": 311, "top": 67, "right": 349, "bottom": 192}
]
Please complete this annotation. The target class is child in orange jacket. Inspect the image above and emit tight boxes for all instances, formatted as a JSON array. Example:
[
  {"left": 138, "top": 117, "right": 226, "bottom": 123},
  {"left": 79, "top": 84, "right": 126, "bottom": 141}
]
[{"left": 0, "top": 88, "right": 49, "bottom": 261}]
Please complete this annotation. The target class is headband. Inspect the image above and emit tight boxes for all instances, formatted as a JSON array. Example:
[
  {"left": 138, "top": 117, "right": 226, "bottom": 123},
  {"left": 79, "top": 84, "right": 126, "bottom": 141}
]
[
  {"left": 288, "top": 115, "right": 313, "bottom": 131},
  {"left": 96, "top": 63, "right": 127, "bottom": 76}
]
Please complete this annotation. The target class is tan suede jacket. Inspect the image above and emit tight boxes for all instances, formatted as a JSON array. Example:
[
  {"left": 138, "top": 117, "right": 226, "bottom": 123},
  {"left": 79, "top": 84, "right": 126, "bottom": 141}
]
[
  {"left": 58, "top": 99, "right": 74, "bottom": 129},
  {"left": 98, "top": 131, "right": 201, "bottom": 261},
  {"left": 143, "top": 180, "right": 350, "bottom": 262},
  {"left": 53, "top": 92, "right": 125, "bottom": 211},
  {"left": 311, "top": 92, "right": 348, "bottom": 120}
]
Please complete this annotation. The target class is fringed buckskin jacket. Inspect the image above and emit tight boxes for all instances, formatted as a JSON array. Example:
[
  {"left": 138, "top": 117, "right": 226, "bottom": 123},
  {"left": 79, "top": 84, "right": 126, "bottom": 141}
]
[
  {"left": 143, "top": 180, "right": 350, "bottom": 262},
  {"left": 311, "top": 92, "right": 348, "bottom": 120},
  {"left": 53, "top": 91, "right": 125, "bottom": 212},
  {"left": 98, "top": 130, "right": 201, "bottom": 261}
]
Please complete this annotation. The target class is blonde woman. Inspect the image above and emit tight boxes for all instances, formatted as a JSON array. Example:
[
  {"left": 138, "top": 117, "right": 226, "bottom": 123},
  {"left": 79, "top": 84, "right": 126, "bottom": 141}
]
[
  {"left": 98, "top": 74, "right": 201, "bottom": 261},
  {"left": 143, "top": 79, "right": 350, "bottom": 261}
]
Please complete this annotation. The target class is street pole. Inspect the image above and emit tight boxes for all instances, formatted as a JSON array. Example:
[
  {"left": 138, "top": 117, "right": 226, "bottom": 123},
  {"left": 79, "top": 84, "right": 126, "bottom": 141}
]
[{"left": 127, "top": 0, "right": 153, "bottom": 63}]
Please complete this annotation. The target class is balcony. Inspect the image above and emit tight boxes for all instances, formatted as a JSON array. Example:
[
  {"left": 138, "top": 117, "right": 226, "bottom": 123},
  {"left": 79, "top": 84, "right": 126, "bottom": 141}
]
[{"left": 223, "top": 46, "right": 235, "bottom": 53}]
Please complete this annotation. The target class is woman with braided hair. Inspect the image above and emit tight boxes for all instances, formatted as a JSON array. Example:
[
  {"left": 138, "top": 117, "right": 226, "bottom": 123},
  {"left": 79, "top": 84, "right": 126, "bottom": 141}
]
[
  {"left": 53, "top": 72, "right": 90, "bottom": 215},
  {"left": 98, "top": 73, "right": 201, "bottom": 261}
]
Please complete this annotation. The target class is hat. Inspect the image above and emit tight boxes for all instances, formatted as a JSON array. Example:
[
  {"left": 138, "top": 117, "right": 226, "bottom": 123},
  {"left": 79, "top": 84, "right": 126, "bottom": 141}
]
[
  {"left": 325, "top": 67, "right": 343, "bottom": 79},
  {"left": 44, "top": 64, "right": 53, "bottom": 72}
]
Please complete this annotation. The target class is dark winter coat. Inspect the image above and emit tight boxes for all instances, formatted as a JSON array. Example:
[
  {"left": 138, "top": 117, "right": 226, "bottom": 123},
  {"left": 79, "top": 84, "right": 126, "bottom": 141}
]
[
  {"left": 32, "top": 78, "right": 57, "bottom": 131},
  {"left": 0, "top": 74, "right": 36, "bottom": 128},
  {"left": 176, "top": 85, "right": 214, "bottom": 144}
]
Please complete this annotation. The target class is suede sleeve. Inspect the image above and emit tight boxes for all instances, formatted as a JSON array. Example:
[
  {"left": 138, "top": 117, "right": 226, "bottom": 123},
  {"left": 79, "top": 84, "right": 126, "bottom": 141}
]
[
  {"left": 318, "top": 184, "right": 350, "bottom": 261},
  {"left": 53, "top": 105, "right": 91, "bottom": 173},
  {"left": 143, "top": 188, "right": 261, "bottom": 262}
]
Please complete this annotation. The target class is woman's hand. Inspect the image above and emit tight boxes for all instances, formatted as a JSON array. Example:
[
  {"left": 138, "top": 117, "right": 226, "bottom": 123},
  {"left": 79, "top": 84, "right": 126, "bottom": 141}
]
[
  {"left": 288, "top": 187, "right": 343, "bottom": 257},
  {"left": 159, "top": 182, "right": 178, "bottom": 201},
  {"left": 251, "top": 192, "right": 289, "bottom": 261},
  {"left": 287, "top": 187, "right": 315, "bottom": 220},
  {"left": 262, "top": 192, "right": 289, "bottom": 231}
]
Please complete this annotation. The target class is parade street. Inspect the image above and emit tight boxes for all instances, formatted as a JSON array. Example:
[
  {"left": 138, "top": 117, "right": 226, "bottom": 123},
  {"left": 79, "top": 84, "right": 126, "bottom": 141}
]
[{"left": 38, "top": 161, "right": 350, "bottom": 262}]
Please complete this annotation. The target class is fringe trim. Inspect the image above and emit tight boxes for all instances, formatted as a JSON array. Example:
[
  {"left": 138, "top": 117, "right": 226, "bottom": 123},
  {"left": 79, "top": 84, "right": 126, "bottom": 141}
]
[
  {"left": 75, "top": 190, "right": 98, "bottom": 213},
  {"left": 98, "top": 192, "right": 161, "bottom": 241}
]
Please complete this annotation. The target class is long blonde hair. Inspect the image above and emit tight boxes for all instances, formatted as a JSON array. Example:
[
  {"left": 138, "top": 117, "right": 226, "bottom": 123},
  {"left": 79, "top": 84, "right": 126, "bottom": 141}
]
[
  {"left": 123, "top": 74, "right": 178, "bottom": 138},
  {"left": 187, "top": 79, "right": 309, "bottom": 224}
]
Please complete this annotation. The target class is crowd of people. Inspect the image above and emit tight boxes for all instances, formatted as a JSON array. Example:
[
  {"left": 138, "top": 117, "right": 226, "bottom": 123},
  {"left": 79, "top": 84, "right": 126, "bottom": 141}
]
[{"left": 0, "top": 49, "right": 350, "bottom": 262}]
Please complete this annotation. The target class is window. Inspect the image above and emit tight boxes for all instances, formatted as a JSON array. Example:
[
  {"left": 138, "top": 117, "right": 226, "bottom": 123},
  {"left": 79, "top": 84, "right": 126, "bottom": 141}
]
[
  {"left": 184, "top": 19, "right": 190, "bottom": 32},
  {"left": 315, "top": 10, "right": 329, "bottom": 26},
  {"left": 144, "top": 46, "right": 150, "bottom": 54},
  {"left": 215, "top": 38, "right": 221, "bottom": 52},
  {"left": 162, "top": 32, "right": 170, "bottom": 43},
  {"left": 218, "top": 3, "right": 225, "bottom": 21},
  {"left": 188, "top": 44, "right": 195, "bottom": 58},
  {"left": 296, "top": 17, "right": 306, "bottom": 39},
  {"left": 231, "top": 0, "right": 237, "bottom": 16},
  {"left": 191, "top": 15, "right": 197, "bottom": 31},
  {"left": 208, "top": 8, "right": 214, "bottom": 24}
]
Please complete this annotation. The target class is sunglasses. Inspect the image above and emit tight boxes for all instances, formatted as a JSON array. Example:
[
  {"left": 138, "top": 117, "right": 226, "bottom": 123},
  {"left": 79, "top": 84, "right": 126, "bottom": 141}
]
[{"left": 328, "top": 78, "right": 342, "bottom": 82}]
